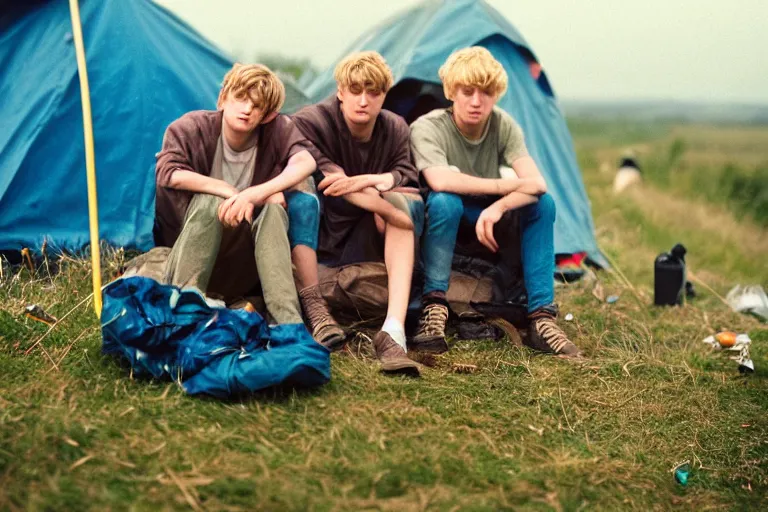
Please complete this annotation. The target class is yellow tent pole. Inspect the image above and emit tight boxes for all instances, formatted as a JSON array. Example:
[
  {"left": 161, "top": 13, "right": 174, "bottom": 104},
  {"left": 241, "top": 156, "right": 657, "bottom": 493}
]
[{"left": 68, "top": 0, "right": 102, "bottom": 318}]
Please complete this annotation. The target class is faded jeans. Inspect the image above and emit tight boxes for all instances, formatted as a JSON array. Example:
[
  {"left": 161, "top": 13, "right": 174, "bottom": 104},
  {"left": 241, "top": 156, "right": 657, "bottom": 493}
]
[
  {"left": 163, "top": 193, "right": 303, "bottom": 324},
  {"left": 421, "top": 192, "right": 556, "bottom": 313}
]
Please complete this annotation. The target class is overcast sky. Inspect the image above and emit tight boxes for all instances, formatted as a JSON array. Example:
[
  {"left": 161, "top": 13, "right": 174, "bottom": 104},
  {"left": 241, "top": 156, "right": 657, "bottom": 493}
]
[{"left": 156, "top": 0, "right": 768, "bottom": 103}]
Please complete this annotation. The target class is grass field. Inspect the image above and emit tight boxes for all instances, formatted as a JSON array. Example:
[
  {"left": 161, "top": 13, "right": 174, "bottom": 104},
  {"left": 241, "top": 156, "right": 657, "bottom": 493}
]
[{"left": 1, "top": 121, "right": 767, "bottom": 510}]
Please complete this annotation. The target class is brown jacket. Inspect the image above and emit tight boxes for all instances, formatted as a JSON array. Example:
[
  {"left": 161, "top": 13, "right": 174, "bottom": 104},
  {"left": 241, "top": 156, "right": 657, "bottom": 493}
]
[
  {"left": 291, "top": 96, "right": 419, "bottom": 265},
  {"left": 154, "top": 110, "right": 308, "bottom": 298},
  {"left": 154, "top": 110, "right": 307, "bottom": 246}
]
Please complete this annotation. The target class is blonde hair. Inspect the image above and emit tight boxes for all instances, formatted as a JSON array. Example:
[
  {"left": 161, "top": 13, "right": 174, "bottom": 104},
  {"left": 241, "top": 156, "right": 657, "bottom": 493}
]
[
  {"left": 217, "top": 63, "right": 285, "bottom": 115},
  {"left": 438, "top": 47, "right": 508, "bottom": 100},
  {"left": 334, "top": 51, "right": 394, "bottom": 94}
]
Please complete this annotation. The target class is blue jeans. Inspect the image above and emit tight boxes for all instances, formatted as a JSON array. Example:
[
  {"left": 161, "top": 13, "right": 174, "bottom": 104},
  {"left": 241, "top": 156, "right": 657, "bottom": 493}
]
[
  {"left": 421, "top": 192, "right": 556, "bottom": 313},
  {"left": 285, "top": 191, "right": 319, "bottom": 250}
]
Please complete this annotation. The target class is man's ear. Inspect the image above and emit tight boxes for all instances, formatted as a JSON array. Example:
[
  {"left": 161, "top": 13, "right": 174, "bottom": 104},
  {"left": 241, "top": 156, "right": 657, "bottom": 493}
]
[
  {"left": 261, "top": 111, "right": 279, "bottom": 124},
  {"left": 336, "top": 86, "right": 343, "bottom": 103}
]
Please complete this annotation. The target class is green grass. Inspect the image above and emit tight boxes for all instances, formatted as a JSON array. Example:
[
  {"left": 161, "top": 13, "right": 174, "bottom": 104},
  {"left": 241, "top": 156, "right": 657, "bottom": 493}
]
[
  {"left": 2, "top": 122, "right": 768, "bottom": 510},
  {"left": 575, "top": 120, "right": 768, "bottom": 228}
]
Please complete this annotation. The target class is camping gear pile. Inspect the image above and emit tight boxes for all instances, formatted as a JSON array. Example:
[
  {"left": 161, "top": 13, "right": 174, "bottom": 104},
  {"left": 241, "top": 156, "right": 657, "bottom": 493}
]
[{"left": 101, "top": 276, "right": 330, "bottom": 397}]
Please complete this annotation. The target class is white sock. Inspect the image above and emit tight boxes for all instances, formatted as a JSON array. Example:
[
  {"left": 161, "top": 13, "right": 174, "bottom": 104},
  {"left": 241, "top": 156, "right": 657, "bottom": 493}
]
[{"left": 381, "top": 317, "right": 407, "bottom": 351}]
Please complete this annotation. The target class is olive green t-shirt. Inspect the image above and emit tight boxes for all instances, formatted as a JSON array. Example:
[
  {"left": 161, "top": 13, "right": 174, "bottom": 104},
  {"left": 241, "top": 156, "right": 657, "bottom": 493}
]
[{"left": 410, "top": 106, "right": 529, "bottom": 179}]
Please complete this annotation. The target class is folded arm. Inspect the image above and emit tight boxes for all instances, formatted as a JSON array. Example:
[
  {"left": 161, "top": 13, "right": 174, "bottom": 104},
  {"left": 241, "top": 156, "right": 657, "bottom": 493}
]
[
  {"left": 319, "top": 171, "right": 395, "bottom": 196},
  {"left": 318, "top": 165, "right": 413, "bottom": 230},
  {"left": 218, "top": 149, "right": 317, "bottom": 227},
  {"left": 244, "top": 149, "right": 316, "bottom": 201},
  {"left": 167, "top": 170, "right": 238, "bottom": 198},
  {"left": 422, "top": 158, "right": 546, "bottom": 197},
  {"left": 475, "top": 156, "right": 550, "bottom": 252}
]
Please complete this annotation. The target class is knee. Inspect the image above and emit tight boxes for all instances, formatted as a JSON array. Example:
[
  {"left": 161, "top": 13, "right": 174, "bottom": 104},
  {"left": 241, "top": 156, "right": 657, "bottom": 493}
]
[
  {"left": 260, "top": 203, "right": 289, "bottom": 229},
  {"left": 535, "top": 193, "right": 556, "bottom": 223},
  {"left": 426, "top": 191, "right": 463, "bottom": 223},
  {"left": 189, "top": 194, "right": 222, "bottom": 213},
  {"left": 185, "top": 194, "right": 223, "bottom": 224},
  {"left": 408, "top": 198, "right": 425, "bottom": 237},
  {"left": 286, "top": 191, "right": 320, "bottom": 227},
  {"left": 286, "top": 191, "right": 320, "bottom": 250}
]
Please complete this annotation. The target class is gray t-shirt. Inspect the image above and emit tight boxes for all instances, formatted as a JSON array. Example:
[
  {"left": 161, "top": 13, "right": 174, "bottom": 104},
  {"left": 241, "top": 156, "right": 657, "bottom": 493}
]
[
  {"left": 221, "top": 137, "right": 258, "bottom": 191},
  {"left": 410, "top": 106, "right": 529, "bottom": 179}
]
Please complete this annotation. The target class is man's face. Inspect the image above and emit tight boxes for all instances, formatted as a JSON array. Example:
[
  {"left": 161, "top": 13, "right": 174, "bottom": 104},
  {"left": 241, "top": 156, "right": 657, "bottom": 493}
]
[
  {"left": 452, "top": 85, "right": 496, "bottom": 128},
  {"left": 337, "top": 84, "right": 386, "bottom": 127},
  {"left": 221, "top": 91, "right": 265, "bottom": 134}
]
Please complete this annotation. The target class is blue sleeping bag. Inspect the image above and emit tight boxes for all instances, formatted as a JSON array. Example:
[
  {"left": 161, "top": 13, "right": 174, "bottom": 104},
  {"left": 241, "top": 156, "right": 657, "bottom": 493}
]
[{"left": 101, "top": 276, "right": 331, "bottom": 398}]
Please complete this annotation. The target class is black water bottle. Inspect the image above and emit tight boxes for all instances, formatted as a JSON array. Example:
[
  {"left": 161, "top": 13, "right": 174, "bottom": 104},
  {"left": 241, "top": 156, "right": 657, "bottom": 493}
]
[{"left": 654, "top": 243, "right": 687, "bottom": 306}]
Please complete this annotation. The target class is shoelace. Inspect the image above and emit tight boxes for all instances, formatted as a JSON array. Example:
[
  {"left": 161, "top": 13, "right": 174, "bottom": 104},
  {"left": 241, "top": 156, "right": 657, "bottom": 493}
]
[
  {"left": 534, "top": 317, "right": 571, "bottom": 353},
  {"left": 419, "top": 304, "right": 448, "bottom": 336}
]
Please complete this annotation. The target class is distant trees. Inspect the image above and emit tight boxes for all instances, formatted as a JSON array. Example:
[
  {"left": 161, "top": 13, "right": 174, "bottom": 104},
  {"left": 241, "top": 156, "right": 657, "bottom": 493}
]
[{"left": 256, "top": 54, "right": 318, "bottom": 83}]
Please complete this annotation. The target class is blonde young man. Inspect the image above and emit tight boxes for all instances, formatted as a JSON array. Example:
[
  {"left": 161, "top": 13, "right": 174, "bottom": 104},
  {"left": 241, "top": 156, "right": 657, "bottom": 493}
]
[
  {"left": 289, "top": 51, "right": 423, "bottom": 376},
  {"left": 410, "top": 47, "right": 582, "bottom": 357},
  {"left": 154, "top": 64, "right": 316, "bottom": 326}
]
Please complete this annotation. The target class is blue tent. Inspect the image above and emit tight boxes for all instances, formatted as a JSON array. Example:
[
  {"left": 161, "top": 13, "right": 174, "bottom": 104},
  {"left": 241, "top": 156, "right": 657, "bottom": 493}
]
[
  {"left": 304, "top": 0, "right": 606, "bottom": 266},
  {"left": 0, "top": 0, "right": 229, "bottom": 252},
  {"left": 0, "top": 0, "right": 307, "bottom": 253}
]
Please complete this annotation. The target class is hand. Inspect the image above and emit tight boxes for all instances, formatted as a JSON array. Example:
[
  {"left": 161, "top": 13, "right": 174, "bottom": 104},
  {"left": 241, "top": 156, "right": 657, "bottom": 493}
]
[
  {"left": 217, "top": 192, "right": 255, "bottom": 227},
  {"left": 241, "top": 184, "right": 272, "bottom": 206},
  {"left": 475, "top": 203, "right": 504, "bottom": 253},
  {"left": 319, "top": 174, "right": 386, "bottom": 196},
  {"left": 265, "top": 191, "right": 287, "bottom": 208},
  {"left": 220, "top": 182, "right": 240, "bottom": 199},
  {"left": 373, "top": 173, "right": 395, "bottom": 192},
  {"left": 317, "top": 172, "right": 347, "bottom": 193}
]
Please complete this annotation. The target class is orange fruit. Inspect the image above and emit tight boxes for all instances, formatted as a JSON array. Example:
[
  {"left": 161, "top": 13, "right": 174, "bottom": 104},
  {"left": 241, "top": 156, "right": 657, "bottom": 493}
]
[{"left": 715, "top": 331, "right": 737, "bottom": 347}]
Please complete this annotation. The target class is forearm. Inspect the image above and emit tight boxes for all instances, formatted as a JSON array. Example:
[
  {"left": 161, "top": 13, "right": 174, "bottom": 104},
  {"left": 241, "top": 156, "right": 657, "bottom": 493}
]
[
  {"left": 507, "top": 156, "right": 548, "bottom": 195},
  {"left": 493, "top": 191, "right": 539, "bottom": 213},
  {"left": 343, "top": 188, "right": 393, "bottom": 214},
  {"left": 252, "top": 151, "right": 316, "bottom": 197},
  {"left": 167, "top": 170, "right": 235, "bottom": 198},
  {"left": 257, "top": 164, "right": 313, "bottom": 197},
  {"left": 512, "top": 177, "right": 547, "bottom": 196},
  {"left": 424, "top": 166, "right": 543, "bottom": 196},
  {"left": 424, "top": 167, "right": 503, "bottom": 195},
  {"left": 320, "top": 162, "right": 345, "bottom": 177},
  {"left": 344, "top": 188, "right": 414, "bottom": 231}
]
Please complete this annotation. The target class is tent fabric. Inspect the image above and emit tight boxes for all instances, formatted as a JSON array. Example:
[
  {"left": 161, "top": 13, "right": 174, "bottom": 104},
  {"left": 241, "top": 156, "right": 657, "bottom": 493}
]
[
  {"left": 304, "top": 0, "right": 606, "bottom": 267},
  {"left": 0, "top": 0, "right": 307, "bottom": 253},
  {"left": 101, "top": 276, "right": 331, "bottom": 398}
]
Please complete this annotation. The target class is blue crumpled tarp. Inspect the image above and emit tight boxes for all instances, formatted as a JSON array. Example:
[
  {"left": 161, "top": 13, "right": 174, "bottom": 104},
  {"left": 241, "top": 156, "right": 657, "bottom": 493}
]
[{"left": 101, "top": 276, "right": 331, "bottom": 398}]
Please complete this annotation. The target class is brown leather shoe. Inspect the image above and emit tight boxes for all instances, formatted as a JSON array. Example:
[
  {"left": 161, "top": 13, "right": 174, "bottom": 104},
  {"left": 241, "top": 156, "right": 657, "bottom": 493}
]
[
  {"left": 373, "top": 331, "right": 420, "bottom": 377},
  {"left": 299, "top": 285, "right": 346, "bottom": 351}
]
